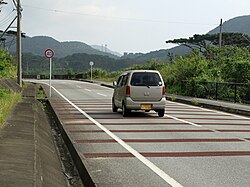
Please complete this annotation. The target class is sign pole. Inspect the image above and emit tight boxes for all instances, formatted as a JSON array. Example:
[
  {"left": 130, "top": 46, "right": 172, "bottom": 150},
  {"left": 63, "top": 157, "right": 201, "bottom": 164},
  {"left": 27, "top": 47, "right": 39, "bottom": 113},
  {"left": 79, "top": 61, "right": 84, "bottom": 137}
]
[
  {"left": 49, "top": 58, "right": 52, "bottom": 97},
  {"left": 91, "top": 65, "right": 93, "bottom": 81}
]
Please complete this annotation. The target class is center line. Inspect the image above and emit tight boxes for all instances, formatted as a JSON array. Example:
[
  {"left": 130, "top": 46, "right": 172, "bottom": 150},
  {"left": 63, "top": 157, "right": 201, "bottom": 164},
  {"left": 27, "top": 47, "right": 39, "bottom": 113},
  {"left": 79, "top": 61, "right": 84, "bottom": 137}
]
[{"left": 50, "top": 85, "right": 183, "bottom": 187}]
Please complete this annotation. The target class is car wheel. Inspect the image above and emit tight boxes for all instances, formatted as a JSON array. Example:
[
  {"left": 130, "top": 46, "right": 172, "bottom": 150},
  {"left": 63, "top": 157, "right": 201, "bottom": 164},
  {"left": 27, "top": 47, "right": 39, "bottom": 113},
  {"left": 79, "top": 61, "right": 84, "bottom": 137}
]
[
  {"left": 158, "top": 109, "right": 165, "bottom": 117},
  {"left": 112, "top": 98, "right": 118, "bottom": 112},
  {"left": 122, "top": 103, "right": 130, "bottom": 117}
]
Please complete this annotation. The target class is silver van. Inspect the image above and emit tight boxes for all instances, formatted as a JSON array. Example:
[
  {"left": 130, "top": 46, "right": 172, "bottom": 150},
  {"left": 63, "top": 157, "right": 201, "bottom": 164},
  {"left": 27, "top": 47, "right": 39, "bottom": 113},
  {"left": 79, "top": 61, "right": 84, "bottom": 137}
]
[{"left": 112, "top": 70, "right": 166, "bottom": 117}]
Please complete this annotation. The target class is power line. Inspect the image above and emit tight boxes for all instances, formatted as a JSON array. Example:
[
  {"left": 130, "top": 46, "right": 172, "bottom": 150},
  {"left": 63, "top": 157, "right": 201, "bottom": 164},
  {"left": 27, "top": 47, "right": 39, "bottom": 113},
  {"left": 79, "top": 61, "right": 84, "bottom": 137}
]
[
  {"left": 0, "top": 10, "right": 16, "bottom": 26},
  {"left": 22, "top": 4, "right": 218, "bottom": 26}
]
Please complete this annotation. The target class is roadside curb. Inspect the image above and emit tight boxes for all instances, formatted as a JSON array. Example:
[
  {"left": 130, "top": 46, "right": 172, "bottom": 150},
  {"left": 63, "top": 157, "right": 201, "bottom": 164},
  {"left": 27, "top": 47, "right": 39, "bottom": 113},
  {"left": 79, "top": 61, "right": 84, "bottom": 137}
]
[{"left": 46, "top": 98, "right": 96, "bottom": 187}]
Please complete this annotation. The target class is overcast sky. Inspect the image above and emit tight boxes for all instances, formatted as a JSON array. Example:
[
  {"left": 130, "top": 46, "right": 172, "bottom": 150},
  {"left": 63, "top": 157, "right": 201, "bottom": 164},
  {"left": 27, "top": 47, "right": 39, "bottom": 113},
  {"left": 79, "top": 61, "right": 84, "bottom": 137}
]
[{"left": 1, "top": 0, "right": 250, "bottom": 54}]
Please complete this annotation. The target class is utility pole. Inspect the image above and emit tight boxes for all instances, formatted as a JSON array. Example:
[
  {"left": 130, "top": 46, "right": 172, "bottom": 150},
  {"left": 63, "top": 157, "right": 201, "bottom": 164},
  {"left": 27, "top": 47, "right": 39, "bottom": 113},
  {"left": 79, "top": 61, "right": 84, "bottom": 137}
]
[
  {"left": 219, "top": 18, "right": 223, "bottom": 49},
  {"left": 17, "top": 0, "right": 22, "bottom": 87},
  {"left": 105, "top": 44, "right": 107, "bottom": 53}
]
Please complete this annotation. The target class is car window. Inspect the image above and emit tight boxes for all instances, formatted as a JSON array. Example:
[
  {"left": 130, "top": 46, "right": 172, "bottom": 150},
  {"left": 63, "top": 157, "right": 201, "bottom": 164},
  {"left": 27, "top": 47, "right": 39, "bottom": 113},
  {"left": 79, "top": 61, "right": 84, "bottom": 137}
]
[
  {"left": 130, "top": 72, "right": 161, "bottom": 86},
  {"left": 117, "top": 74, "right": 129, "bottom": 87},
  {"left": 117, "top": 76, "right": 123, "bottom": 87},
  {"left": 121, "top": 75, "right": 128, "bottom": 87}
]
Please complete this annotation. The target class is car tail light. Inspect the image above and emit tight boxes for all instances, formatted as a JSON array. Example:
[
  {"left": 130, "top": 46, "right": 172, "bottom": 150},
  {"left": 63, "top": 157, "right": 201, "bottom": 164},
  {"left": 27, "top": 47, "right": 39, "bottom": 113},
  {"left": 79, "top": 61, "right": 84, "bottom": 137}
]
[
  {"left": 162, "top": 86, "right": 166, "bottom": 96},
  {"left": 126, "top": 86, "right": 130, "bottom": 96}
]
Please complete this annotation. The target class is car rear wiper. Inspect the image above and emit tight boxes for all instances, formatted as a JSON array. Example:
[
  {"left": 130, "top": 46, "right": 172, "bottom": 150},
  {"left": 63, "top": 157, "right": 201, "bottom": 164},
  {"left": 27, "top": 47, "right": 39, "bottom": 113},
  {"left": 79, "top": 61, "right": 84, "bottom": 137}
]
[{"left": 142, "top": 83, "right": 150, "bottom": 88}]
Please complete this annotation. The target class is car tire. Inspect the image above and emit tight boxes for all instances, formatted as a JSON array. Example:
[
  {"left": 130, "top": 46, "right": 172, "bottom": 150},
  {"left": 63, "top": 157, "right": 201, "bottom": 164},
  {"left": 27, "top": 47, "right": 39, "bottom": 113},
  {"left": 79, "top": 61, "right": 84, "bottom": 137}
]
[
  {"left": 112, "top": 98, "right": 118, "bottom": 112},
  {"left": 122, "top": 103, "right": 130, "bottom": 117},
  {"left": 158, "top": 109, "right": 165, "bottom": 117}
]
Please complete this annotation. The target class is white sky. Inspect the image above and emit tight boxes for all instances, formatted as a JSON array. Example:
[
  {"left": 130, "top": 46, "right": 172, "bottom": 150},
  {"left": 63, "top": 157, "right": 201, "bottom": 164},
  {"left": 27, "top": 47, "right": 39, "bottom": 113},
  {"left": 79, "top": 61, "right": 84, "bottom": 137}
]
[{"left": 1, "top": 0, "right": 250, "bottom": 54}]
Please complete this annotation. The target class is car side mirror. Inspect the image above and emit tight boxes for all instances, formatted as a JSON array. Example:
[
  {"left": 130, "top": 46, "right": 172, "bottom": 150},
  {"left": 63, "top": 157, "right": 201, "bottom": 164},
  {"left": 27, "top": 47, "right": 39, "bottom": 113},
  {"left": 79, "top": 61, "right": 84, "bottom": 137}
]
[{"left": 113, "top": 81, "right": 117, "bottom": 87}]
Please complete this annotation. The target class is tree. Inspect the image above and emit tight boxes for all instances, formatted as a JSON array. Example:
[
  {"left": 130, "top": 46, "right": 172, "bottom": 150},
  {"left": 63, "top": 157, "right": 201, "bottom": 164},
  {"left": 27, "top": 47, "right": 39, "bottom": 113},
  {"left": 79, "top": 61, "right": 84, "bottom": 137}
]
[{"left": 166, "top": 33, "right": 250, "bottom": 52}]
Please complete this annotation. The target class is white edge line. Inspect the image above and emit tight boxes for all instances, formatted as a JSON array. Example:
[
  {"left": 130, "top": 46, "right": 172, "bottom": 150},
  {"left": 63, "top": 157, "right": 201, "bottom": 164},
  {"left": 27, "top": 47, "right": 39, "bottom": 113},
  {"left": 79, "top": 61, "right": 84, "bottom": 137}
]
[
  {"left": 50, "top": 85, "right": 183, "bottom": 187},
  {"left": 164, "top": 114, "right": 202, "bottom": 127}
]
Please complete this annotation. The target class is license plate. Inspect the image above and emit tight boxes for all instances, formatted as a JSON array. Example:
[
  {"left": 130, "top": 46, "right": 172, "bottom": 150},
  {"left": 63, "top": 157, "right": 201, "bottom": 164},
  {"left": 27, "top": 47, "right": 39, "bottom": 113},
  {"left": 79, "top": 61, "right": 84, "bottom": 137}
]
[{"left": 140, "top": 104, "right": 152, "bottom": 110}]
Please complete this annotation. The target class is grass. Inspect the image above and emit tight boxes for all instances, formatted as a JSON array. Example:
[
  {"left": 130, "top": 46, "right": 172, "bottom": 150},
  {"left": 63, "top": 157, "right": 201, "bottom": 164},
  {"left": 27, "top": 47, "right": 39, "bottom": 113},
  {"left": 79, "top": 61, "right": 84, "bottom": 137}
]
[
  {"left": 0, "top": 89, "right": 21, "bottom": 128},
  {"left": 170, "top": 94, "right": 177, "bottom": 102},
  {"left": 36, "top": 84, "right": 46, "bottom": 100},
  {"left": 191, "top": 98, "right": 200, "bottom": 106}
]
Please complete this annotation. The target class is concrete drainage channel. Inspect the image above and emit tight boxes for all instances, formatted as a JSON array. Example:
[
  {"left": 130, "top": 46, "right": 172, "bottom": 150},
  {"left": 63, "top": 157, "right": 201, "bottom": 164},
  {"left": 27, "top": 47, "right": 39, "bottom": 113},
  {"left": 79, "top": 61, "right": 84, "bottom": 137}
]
[
  {"left": 45, "top": 99, "right": 95, "bottom": 187},
  {"left": 44, "top": 99, "right": 85, "bottom": 187}
]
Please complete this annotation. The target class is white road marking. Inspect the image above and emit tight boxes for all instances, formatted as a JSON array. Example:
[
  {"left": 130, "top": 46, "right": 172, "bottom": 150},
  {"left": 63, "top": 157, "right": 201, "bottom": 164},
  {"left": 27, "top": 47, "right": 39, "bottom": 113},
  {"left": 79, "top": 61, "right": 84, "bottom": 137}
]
[
  {"left": 76, "top": 85, "right": 81, "bottom": 88},
  {"left": 50, "top": 85, "right": 183, "bottom": 187},
  {"left": 97, "top": 93, "right": 107, "bottom": 97},
  {"left": 85, "top": 89, "right": 91, "bottom": 92},
  {"left": 164, "top": 114, "right": 202, "bottom": 127},
  {"left": 167, "top": 100, "right": 250, "bottom": 120}
]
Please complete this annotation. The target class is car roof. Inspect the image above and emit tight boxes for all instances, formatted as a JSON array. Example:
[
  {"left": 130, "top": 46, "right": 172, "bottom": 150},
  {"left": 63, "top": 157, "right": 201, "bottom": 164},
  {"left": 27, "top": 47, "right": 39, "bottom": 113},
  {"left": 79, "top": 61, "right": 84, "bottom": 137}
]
[{"left": 121, "top": 70, "right": 160, "bottom": 76}]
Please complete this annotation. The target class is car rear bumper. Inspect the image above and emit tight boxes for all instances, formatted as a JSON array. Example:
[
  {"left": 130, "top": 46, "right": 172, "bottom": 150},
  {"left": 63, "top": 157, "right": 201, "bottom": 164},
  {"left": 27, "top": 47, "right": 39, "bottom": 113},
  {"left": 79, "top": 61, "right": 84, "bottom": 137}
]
[{"left": 124, "top": 97, "right": 166, "bottom": 110}]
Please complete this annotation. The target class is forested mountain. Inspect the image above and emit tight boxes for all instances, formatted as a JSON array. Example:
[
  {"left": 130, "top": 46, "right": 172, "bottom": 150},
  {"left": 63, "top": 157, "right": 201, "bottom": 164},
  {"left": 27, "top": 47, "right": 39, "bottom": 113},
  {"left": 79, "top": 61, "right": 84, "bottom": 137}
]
[
  {"left": 121, "top": 45, "right": 192, "bottom": 62},
  {"left": 7, "top": 35, "right": 119, "bottom": 59},
  {"left": 91, "top": 45, "right": 122, "bottom": 57},
  {"left": 58, "top": 53, "right": 137, "bottom": 72},
  {"left": 22, "top": 52, "right": 143, "bottom": 75}
]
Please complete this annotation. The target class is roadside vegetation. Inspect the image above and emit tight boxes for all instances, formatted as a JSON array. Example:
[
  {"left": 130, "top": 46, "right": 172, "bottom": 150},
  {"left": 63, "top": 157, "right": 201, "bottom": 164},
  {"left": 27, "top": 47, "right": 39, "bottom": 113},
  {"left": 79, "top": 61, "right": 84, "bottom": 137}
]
[
  {"left": 82, "top": 46, "right": 250, "bottom": 103},
  {"left": 0, "top": 89, "right": 21, "bottom": 127},
  {"left": 0, "top": 48, "right": 21, "bottom": 128},
  {"left": 85, "top": 46, "right": 249, "bottom": 84},
  {"left": 0, "top": 48, "right": 17, "bottom": 78}
]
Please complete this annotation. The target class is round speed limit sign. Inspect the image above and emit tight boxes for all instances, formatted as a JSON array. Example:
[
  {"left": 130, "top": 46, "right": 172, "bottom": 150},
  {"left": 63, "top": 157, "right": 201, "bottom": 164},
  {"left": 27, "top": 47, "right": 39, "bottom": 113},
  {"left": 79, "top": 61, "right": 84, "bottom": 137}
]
[{"left": 44, "top": 49, "right": 54, "bottom": 58}]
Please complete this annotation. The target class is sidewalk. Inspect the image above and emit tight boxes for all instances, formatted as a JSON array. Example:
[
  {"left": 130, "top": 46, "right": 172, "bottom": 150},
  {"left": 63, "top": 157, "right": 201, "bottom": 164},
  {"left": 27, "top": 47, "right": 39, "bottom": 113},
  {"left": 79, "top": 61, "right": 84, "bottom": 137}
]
[{"left": 0, "top": 83, "right": 68, "bottom": 187}]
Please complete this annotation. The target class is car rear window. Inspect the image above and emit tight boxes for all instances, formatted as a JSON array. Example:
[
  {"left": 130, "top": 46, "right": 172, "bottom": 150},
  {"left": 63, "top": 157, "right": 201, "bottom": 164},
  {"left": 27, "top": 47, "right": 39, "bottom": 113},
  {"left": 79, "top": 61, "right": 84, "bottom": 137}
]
[{"left": 130, "top": 72, "right": 162, "bottom": 86}]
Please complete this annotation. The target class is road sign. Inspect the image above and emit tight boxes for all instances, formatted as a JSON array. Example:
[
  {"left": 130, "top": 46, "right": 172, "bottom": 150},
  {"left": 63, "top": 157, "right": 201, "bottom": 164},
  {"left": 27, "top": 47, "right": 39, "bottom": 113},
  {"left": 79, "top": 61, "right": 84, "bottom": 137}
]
[
  {"left": 44, "top": 48, "right": 54, "bottom": 97},
  {"left": 89, "top": 61, "right": 94, "bottom": 81},
  {"left": 44, "top": 48, "right": 54, "bottom": 58}
]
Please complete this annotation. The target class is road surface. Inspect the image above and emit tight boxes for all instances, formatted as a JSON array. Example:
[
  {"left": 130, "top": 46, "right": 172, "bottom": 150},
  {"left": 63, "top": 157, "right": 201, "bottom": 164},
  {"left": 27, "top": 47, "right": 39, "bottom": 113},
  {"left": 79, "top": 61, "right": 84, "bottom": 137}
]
[{"left": 31, "top": 80, "right": 250, "bottom": 187}]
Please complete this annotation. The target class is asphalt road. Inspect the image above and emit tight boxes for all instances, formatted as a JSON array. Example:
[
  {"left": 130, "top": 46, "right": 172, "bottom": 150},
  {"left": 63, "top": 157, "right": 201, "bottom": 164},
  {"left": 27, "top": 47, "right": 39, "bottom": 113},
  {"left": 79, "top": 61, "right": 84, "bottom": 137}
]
[{"left": 31, "top": 80, "right": 250, "bottom": 187}]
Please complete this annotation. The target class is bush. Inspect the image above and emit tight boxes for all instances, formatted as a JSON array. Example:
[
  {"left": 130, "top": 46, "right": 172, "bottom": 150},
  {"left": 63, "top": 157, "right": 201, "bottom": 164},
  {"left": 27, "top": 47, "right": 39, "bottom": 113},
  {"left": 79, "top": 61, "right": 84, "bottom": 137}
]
[{"left": 0, "top": 48, "right": 16, "bottom": 78}]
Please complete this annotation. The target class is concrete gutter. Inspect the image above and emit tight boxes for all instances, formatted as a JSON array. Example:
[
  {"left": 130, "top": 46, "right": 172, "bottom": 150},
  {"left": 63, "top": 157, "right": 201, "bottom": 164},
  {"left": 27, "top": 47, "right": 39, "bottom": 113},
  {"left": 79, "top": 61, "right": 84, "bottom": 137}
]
[{"left": 45, "top": 90, "right": 95, "bottom": 187}]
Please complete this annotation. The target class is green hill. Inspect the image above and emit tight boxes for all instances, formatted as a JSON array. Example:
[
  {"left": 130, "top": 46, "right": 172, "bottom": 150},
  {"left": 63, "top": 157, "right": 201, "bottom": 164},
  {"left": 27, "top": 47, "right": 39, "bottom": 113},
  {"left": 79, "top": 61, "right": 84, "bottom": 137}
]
[
  {"left": 208, "top": 15, "right": 250, "bottom": 36},
  {"left": 7, "top": 35, "right": 119, "bottom": 59}
]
